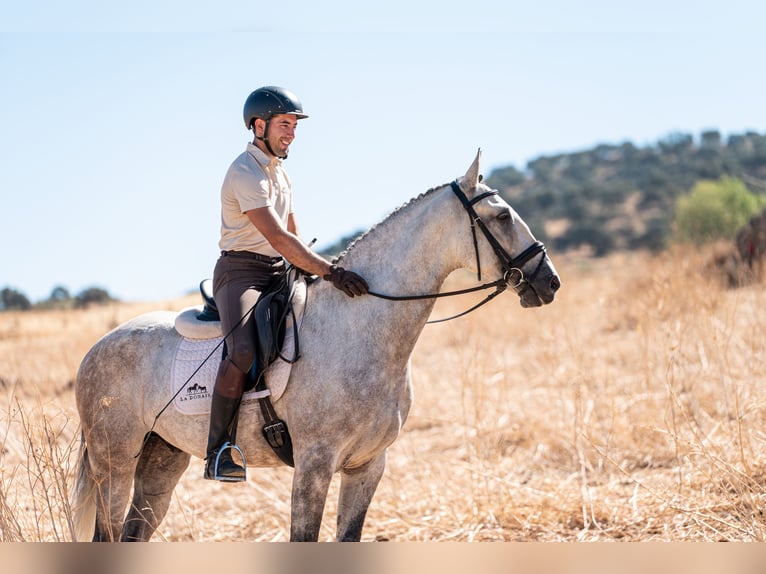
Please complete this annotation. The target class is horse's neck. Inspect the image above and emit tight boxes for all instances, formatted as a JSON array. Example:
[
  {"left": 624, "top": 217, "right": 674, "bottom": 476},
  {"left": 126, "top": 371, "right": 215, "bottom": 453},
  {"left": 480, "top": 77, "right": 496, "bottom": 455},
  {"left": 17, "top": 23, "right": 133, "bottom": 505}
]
[
  {"left": 337, "top": 186, "right": 465, "bottom": 333},
  {"left": 341, "top": 186, "right": 462, "bottom": 296}
]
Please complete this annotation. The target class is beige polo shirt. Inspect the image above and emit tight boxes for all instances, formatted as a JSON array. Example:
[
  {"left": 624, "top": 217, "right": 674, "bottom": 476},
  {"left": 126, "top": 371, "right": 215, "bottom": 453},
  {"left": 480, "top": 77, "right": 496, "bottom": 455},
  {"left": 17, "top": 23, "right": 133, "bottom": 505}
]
[{"left": 218, "top": 142, "right": 293, "bottom": 257}]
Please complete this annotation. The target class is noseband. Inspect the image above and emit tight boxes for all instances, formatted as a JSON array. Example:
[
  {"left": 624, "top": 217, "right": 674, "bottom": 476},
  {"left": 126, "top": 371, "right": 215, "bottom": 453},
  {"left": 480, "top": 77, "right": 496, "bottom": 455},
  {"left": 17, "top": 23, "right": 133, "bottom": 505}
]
[
  {"left": 366, "top": 180, "right": 548, "bottom": 322},
  {"left": 449, "top": 180, "right": 546, "bottom": 295}
]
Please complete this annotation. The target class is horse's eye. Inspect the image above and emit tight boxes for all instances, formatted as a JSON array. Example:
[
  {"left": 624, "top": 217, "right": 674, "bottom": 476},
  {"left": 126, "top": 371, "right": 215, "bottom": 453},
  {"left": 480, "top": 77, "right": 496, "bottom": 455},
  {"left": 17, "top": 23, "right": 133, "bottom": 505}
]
[{"left": 497, "top": 211, "right": 511, "bottom": 221}]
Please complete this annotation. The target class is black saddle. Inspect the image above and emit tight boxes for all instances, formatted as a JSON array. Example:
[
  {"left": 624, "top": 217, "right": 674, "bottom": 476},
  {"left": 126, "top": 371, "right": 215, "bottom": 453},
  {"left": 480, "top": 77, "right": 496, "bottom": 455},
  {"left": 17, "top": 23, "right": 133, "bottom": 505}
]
[{"left": 196, "top": 274, "right": 299, "bottom": 386}]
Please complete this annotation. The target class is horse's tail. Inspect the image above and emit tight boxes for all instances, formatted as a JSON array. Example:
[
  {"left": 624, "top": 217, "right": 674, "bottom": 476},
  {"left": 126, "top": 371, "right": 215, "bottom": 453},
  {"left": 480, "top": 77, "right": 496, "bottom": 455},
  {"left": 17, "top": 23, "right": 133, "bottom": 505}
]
[{"left": 70, "top": 431, "right": 97, "bottom": 542}]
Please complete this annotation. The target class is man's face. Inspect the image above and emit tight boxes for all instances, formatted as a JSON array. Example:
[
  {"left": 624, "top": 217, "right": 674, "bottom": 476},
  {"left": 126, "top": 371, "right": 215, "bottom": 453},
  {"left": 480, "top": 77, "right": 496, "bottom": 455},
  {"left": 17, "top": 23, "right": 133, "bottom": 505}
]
[{"left": 257, "top": 114, "right": 298, "bottom": 158}]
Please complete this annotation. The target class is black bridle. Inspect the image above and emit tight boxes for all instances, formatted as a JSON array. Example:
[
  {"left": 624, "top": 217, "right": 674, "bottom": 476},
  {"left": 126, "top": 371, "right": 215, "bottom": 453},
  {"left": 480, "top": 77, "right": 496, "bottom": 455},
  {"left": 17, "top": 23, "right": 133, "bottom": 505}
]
[{"left": 367, "top": 180, "right": 547, "bottom": 323}]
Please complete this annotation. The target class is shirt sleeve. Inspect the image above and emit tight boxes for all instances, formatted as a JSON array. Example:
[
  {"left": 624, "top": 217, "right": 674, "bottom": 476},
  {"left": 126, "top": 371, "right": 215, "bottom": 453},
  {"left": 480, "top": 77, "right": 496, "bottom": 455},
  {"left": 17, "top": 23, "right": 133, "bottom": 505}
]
[{"left": 230, "top": 163, "right": 272, "bottom": 213}]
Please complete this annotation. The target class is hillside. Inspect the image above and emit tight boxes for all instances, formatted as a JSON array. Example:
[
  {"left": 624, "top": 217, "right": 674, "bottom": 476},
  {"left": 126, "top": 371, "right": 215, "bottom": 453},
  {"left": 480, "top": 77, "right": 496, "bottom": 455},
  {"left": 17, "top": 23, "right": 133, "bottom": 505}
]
[{"left": 486, "top": 130, "right": 766, "bottom": 256}]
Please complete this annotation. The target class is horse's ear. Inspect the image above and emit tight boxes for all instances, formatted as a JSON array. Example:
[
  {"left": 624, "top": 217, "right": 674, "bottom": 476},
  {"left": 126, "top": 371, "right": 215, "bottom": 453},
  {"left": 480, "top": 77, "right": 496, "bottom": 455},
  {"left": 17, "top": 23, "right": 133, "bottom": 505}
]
[{"left": 460, "top": 148, "right": 482, "bottom": 192}]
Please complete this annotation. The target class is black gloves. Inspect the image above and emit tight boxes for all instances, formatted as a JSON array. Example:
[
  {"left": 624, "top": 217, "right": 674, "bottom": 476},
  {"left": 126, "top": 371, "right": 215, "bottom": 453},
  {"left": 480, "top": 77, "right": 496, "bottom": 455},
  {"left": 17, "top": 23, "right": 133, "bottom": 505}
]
[{"left": 323, "top": 265, "right": 369, "bottom": 297}]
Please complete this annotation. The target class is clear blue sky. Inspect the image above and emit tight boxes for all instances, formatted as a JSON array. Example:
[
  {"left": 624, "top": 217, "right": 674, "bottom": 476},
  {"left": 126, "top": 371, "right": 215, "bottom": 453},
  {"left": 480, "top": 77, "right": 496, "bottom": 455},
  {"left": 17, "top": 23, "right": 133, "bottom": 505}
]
[{"left": 2, "top": 1, "right": 764, "bottom": 302}]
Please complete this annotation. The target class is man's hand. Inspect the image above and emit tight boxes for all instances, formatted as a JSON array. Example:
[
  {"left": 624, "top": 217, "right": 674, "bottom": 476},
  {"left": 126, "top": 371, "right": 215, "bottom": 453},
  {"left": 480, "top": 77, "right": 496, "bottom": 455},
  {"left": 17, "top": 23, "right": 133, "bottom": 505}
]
[{"left": 323, "top": 265, "right": 369, "bottom": 297}]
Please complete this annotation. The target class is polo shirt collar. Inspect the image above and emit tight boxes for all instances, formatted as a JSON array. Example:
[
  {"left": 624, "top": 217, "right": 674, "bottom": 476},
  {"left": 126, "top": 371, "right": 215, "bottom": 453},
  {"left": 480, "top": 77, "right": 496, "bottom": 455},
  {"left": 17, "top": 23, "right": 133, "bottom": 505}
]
[{"left": 247, "top": 142, "right": 281, "bottom": 167}]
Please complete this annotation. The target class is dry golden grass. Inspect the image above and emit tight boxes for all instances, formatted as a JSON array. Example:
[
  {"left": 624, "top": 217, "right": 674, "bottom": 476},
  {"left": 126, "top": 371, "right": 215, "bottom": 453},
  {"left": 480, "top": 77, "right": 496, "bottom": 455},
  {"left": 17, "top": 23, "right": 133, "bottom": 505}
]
[{"left": 2, "top": 247, "right": 766, "bottom": 542}]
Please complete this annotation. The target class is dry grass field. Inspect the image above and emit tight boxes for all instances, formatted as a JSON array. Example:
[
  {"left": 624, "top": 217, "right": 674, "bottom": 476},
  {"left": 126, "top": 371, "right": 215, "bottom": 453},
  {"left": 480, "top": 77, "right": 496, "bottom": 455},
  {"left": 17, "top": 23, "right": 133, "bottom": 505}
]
[{"left": 2, "top": 247, "right": 766, "bottom": 542}]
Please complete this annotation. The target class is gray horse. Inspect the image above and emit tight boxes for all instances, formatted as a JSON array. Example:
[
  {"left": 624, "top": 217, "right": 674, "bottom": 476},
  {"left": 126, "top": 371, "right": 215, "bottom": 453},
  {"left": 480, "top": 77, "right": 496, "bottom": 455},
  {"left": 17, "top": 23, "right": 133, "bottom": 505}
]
[{"left": 71, "top": 151, "right": 561, "bottom": 541}]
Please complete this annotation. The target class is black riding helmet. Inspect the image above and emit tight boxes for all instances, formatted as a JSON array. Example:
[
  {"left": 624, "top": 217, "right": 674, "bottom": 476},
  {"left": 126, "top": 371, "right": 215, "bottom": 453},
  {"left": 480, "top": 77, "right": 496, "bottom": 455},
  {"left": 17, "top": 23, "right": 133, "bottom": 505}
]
[
  {"left": 243, "top": 86, "right": 308, "bottom": 159},
  {"left": 243, "top": 86, "right": 308, "bottom": 127}
]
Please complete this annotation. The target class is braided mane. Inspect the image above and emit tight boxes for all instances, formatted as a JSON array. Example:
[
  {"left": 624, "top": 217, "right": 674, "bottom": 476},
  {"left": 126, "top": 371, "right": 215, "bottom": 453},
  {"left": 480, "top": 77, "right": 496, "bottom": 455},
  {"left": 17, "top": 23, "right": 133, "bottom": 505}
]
[{"left": 334, "top": 182, "right": 451, "bottom": 262}]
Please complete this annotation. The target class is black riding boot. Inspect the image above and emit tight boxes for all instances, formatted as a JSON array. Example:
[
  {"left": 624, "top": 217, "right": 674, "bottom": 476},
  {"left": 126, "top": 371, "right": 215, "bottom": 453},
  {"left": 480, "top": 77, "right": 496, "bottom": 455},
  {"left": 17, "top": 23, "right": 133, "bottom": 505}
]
[{"left": 204, "top": 359, "right": 247, "bottom": 481}]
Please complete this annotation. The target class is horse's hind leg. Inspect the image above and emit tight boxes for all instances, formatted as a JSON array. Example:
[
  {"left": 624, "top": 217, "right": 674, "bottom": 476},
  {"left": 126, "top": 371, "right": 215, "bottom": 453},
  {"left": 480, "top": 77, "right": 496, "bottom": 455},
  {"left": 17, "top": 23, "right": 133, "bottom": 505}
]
[
  {"left": 121, "top": 433, "right": 191, "bottom": 542},
  {"left": 85, "top": 436, "right": 141, "bottom": 542},
  {"left": 336, "top": 452, "right": 387, "bottom": 542}
]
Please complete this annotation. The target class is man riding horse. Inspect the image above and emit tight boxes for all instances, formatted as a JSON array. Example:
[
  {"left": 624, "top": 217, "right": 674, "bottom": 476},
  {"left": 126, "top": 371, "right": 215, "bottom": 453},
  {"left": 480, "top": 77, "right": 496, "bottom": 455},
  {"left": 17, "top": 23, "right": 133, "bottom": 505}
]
[{"left": 205, "top": 86, "right": 368, "bottom": 481}]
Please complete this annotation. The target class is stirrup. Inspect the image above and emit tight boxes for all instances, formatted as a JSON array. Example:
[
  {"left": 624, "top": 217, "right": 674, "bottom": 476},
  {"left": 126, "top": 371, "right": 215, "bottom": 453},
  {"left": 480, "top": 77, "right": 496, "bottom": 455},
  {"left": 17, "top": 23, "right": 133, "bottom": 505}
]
[{"left": 213, "top": 441, "right": 247, "bottom": 482}]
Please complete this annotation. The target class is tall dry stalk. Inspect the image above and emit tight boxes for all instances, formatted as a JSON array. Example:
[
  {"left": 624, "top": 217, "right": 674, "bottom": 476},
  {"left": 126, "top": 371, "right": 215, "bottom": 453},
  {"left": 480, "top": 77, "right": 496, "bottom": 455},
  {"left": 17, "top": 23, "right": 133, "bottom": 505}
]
[
  {"left": 2, "top": 249, "right": 766, "bottom": 540},
  {"left": 0, "top": 398, "right": 79, "bottom": 541}
]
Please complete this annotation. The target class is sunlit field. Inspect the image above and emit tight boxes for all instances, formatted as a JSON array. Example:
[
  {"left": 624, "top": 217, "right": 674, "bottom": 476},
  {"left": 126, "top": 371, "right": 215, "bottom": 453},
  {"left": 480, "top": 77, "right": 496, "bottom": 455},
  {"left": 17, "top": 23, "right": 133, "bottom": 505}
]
[{"left": 2, "top": 247, "right": 766, "bottom": 542}]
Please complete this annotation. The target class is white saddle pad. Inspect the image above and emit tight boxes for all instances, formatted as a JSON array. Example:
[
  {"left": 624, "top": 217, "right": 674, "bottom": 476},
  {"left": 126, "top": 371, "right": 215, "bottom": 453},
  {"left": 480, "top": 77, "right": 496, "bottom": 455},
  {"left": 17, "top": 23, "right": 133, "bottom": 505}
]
[{"left": 170, "top": 278, "right": 306, "bottom": 415}]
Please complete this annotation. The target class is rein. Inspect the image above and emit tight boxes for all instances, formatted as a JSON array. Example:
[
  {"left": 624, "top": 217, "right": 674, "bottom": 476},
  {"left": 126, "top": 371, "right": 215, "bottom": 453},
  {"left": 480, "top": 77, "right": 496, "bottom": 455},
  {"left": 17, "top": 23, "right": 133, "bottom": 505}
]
[
  {"left": 368, "top": 277, "right": 510, "bottom": 324},
  {"left": 367, "top": 180, "right": 547, "bottom": 323}
]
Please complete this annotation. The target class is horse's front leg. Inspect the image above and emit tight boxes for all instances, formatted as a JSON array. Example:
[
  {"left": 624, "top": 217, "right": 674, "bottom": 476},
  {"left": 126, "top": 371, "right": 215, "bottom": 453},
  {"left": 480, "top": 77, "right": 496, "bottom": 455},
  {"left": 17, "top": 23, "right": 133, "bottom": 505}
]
[
  {"left": 336, "top": 451, "right": 386, "bottom": 542},
  {"left": 289, "top": 449, "right": 335, "bottom": 541}
]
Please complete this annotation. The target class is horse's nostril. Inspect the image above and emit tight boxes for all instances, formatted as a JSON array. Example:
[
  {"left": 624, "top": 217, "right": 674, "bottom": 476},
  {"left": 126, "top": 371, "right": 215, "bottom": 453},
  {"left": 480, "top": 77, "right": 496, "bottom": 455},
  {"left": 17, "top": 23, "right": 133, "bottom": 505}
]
[{"left": 551, "top": 276, "right": 561, "bottom": 291}]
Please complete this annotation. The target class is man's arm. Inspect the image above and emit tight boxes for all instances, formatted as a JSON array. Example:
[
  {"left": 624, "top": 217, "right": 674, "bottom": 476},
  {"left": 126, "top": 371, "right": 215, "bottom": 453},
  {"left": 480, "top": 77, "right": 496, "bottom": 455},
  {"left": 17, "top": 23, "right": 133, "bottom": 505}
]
[
  {"left": 246, "top": 206, "right": 368, "bottom": 297},
  {"left": 287, "top": 212, "right": 299, "bottom": 236},
  {"left": 246, "top": 206, "right": 331, "bottom": 277}
]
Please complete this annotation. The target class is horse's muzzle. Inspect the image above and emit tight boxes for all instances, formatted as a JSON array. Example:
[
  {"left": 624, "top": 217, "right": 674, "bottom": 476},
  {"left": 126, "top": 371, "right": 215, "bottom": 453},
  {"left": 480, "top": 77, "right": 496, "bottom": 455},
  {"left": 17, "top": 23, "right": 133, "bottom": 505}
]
[{"left": 519, "top": 270, "right": 561, "bottom": 307}]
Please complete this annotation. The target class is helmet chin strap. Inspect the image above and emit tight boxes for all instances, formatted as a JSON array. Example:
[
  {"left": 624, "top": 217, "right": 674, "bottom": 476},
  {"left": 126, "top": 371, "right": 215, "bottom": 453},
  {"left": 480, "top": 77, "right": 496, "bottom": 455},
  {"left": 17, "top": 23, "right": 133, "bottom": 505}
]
[{"left": 255, "top": 119, "right": 288, "bottom": 160}]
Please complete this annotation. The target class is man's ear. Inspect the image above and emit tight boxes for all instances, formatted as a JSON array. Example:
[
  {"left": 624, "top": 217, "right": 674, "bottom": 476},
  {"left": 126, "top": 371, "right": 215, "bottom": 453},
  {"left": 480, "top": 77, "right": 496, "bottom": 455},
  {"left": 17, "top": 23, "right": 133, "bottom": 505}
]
[{"left": 253, "top": 118, "right": 266, "bottom": 136}]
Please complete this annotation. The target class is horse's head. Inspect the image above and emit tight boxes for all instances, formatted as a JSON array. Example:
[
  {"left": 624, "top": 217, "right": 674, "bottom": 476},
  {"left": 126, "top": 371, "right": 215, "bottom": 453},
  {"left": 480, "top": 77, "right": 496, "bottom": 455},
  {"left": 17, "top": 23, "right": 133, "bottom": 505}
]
[{"left": 456, "top": 150, "right": 561, "bottom": 308}]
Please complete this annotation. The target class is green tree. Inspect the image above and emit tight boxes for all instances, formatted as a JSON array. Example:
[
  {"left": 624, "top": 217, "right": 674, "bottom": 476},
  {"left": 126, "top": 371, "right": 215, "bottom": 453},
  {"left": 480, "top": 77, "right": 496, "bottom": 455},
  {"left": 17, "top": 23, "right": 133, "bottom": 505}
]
[
  {"left": 49, "top": 285, "right": 71, "bottom": 302},
  {"left": 673, "top": 177, "right": 764, "bottom": 243},
  {"left": 35, "top": 285, "right": 74, "bottom": 310},
  {"left": 486, "top": 164, "right": 526, "bottom": 188},
  {"left": 1, "top": 287, "right": 31, "bottom": 311},
  {"left": 74, "top": 287, "right": 114, "bottom": 308}
]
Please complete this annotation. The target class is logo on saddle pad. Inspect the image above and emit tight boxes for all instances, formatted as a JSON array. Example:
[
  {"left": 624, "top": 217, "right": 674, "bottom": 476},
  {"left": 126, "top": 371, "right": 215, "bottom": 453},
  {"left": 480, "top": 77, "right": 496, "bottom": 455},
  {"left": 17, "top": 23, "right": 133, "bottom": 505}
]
[
  {"left": 170, "top": 278, "right": 307, "bottom": 415},
  {"left": 185, "top": 381, "right": 209, "bottom": 399}
]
